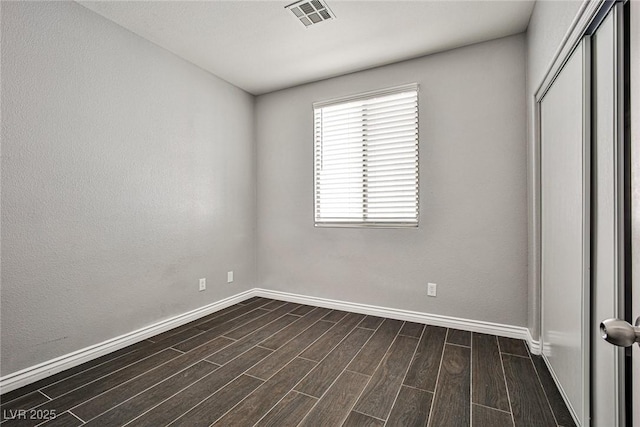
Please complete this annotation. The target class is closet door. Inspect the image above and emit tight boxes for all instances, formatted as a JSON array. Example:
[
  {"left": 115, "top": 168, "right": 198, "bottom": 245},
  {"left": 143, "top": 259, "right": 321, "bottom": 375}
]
[{"left": 540, "top": 38, "right": 590, "bottom": 425}]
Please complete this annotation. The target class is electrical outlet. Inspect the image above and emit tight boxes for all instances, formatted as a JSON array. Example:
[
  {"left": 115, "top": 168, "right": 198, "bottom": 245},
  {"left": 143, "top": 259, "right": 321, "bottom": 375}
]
[
  {"left": 199, "top": 278, "right": 206, "bottom": 291},
  {"left": 427, "top": 282, "right": 437, "bottom": 297},
  {"left": 227, "top": 271, "right": 234, "bottom": 283}
]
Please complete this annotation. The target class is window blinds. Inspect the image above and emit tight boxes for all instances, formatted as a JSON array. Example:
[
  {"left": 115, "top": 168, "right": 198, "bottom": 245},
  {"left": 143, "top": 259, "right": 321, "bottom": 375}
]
[{"left": 314, "top": 84, "right": 419, "bottom": 227}]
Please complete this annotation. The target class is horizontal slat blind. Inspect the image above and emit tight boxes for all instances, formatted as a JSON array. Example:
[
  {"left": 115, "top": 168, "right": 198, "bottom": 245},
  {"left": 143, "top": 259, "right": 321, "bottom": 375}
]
[{"left": 314, "top": 84, "right": 419, "bottom": 226}]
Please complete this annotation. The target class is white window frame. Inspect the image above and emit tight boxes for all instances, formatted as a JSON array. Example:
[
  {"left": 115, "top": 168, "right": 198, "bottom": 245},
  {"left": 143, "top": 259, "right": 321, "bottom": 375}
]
[{"left": 313, "top": 83, "right": 419, "bottom": 228}]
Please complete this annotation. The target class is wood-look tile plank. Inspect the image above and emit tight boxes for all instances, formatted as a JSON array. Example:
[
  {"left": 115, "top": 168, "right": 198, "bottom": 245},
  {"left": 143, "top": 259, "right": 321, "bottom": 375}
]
[
  {"left": 427, "top": 344, "right": 471, "bottom": 427},
  {"left": 238, "top": 297, "right": 263, "bottom": 305},
  {"left": 386, "top": 386, "right": 433, "bottom": 427},
  {"left": 6, "top": 349, "right": 182, "bottom": 427},
  {"left": 248, "top": 321, "right": 334, "bottom": 380},
  {"left": 359, "top": 316, "right": 384, "bottom": 330},
  {"left": 342, "top": 411, "right": 385, "bottom": 427},
  {"left": 472, "top": 333, "right": 510, "bottom": 411},
  {"left": 399, "top": 322, "right": 425, "bottom": 338},
  {"left": 347, "top": 319, "right": 403, "bottom": 376},
  {"left": 42, "top": 330, "right": 200, "bottom": 399},
  {"left": 211, "top": 358, "right": 316, "bottom": 426},
  {"left": 126, "top": 346, "right": 272, "bottom": 427},
  {"left": 472, "top": 404, "right": 514, "bottom": 427},
  {"left": 173, "top": 308, "right": 270, "bottom": 352},
  {"left": 0, "top": 340, "right": 152, "bottom": 405},
  {"left": 403, "top": 325, "right": 447, "bottom": 392},
  {"left": 261, "top": 300, "right": 288, "bottom": 310},
  {"left": 168, "top": 374, "right": 264, "bottom": 426},
  {"left": 151, "top": 327, "right": 207, "bottom": 348},
  {"left": 502, "top": 354, "right": 556, "bottom": 427},
  {"left": 155, "top": 299, "right": 268, "bottom": 339},
  {"left": 0, "top": 392, "right": 49, "bottom": 415},
  {"left": 447, "top": 329, "right": 471, "bottom": 347},
  {"left": 75, "top": 336, "right": 232, "bottom": 421},
  {"left": 498, "top": 337, "right": 529, "bottom": 357},
  {"left": 322, "top": 310, "right": 349, "bottom": 322},
  {"left": 299, "top": 371, "right": 369, "bottom": 427},
  {"left": 37, "top": 411, "right": 83, "bottom": 427},
  {"left": 254, "top": 391, "right": 317, "bottom": 427},
  {"left": 191, "top": 299, "right": 272, "bottom": 331},
  {"left": 150, "top": 324, "right": 203, "bottom": 343},
  {"left": 224, "top": 303, "right": 299, "bottom": 340},
  {"left": 83, "top": 361, "right": 217, "bottom": 426},
  {"left": 207, "top": 314, "right": 299, "bottom": 365},
  {"left": 530, "top": 355, "right": 575, "bottom": 427},
  {"left": 296, "top": 327, "right": 374, "bottom": 397},
  {"left": 259, "top": 307, "right": 331, "bottom": 350},
  {"left": 299, "top": 313, "right": 365, "bottom": 362},
  {"left": 353, "top": 335, "right": 419, "bottom": 420},
  {"left": 291, "top": 305, "right": 316, "bottom": 316}
]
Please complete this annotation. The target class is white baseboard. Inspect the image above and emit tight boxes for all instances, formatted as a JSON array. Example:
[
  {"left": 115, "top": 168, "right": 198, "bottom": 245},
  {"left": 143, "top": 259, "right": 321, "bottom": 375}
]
[
  {"left": 0, "top": 289, "right": 255, "bottom": 394},
  {"left": 1, "top": 287, "right": 538, "bottom": 395},
  {"left": 526, "top": 329, "right": 542, "bottom": 355},
  {"left": 253, "top": 288, "right": 533, "bottom": 343}
]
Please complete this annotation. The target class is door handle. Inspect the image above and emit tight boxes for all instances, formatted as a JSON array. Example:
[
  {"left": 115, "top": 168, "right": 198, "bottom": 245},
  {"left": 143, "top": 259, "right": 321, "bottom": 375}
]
[{"left": 600, "top": 317, "right": 640, "bottom": 347}]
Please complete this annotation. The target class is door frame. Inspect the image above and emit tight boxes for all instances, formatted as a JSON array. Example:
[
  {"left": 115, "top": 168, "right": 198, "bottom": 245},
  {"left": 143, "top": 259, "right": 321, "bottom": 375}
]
[
  {"left": 629, "top": 1, "right": 639, "bottom": 424},
  {"left": 532, "top": 0, "right": 627, "bottom": 425}
]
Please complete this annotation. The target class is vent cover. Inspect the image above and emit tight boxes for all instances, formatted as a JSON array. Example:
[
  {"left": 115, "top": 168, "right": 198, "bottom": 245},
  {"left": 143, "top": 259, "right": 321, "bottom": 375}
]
[{"left": 285, "top": 0, "right": 335, "bottom": 27}]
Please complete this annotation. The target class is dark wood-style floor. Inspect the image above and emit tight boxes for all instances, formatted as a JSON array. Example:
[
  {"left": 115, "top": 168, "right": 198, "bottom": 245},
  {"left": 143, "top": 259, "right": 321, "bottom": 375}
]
[{"left": 1, "top": 297, "right": 576, "bottom": 426}]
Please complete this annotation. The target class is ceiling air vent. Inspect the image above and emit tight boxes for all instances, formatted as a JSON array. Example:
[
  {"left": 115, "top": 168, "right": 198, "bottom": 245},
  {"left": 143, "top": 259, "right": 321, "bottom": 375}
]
[{"left": 285, "top": 0, "right": 335, "bottom": 28}]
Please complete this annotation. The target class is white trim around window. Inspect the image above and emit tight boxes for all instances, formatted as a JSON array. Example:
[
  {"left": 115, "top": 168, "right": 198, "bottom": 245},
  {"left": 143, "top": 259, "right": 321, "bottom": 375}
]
[{"left": 313, "top": 83, "right": 419, "bottom": 227}]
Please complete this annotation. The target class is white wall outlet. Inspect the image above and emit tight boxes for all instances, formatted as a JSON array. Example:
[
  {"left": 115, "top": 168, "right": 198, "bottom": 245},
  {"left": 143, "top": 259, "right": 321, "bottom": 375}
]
[
  {"left": 427, "top": 282, "right": 437, "bottom": 297},
  {"left": 227, "top": 271, "right": 234, "bottom": 283},
  {"left": 199, "top": 278, "right": 206, "bottom": 291}
]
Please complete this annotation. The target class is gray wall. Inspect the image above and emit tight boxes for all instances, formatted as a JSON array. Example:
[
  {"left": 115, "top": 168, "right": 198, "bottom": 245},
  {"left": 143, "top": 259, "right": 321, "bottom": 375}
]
[
  {"left": 1, "top": 1, "right": 256, "bottom": 375},
  {"left": 526, "top": 0, "right": 584, "bottom": 339},
  {"left": 255, "top": 35, "right": 528, "bottom": 327}
]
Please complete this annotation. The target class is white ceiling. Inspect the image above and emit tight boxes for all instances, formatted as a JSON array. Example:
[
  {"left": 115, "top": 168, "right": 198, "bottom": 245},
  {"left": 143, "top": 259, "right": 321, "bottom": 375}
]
[{"left": 77, "top": 0, "right": 535, "bottom": 95}]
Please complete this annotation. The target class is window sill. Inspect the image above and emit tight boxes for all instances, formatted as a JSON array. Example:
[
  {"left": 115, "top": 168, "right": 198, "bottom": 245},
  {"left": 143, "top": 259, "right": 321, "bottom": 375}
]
[{"left": 314, "top": 222, "right": 418, "bottom": 229}]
